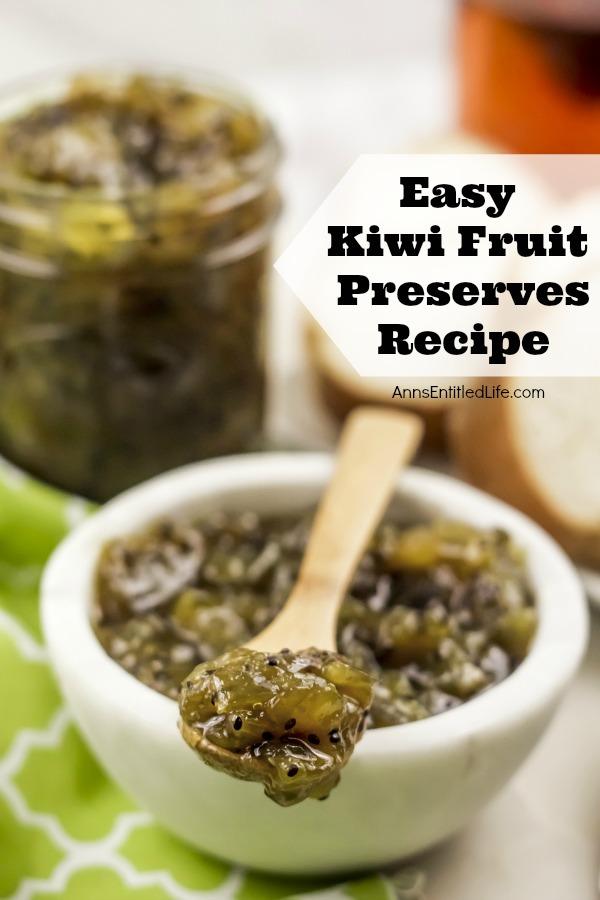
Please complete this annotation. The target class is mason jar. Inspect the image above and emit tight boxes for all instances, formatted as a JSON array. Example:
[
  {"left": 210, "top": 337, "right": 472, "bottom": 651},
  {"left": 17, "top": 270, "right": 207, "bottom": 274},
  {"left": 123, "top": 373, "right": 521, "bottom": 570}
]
[{"left": 0, "top": 69, "right": 280, "bottom": 501}]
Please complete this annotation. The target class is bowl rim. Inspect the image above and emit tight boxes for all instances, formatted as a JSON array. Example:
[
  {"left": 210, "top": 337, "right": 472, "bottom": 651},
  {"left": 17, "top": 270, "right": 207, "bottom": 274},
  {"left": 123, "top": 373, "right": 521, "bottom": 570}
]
[{"left": 41, "top": 452, "right": 589, "bottom": 758}]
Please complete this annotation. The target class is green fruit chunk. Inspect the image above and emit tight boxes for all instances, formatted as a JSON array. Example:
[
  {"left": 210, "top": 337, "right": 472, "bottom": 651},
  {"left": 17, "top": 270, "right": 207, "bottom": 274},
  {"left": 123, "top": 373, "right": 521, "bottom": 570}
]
[{"left": 179, "top": 647, "right": 375, "bottom": 806}]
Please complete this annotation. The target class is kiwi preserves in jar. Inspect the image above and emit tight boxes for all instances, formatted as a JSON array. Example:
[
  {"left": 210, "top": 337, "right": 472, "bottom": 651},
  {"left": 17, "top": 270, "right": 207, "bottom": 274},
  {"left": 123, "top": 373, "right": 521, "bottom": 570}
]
[{"left": 0, "top": 71, "right": 280, "bottom": 500}]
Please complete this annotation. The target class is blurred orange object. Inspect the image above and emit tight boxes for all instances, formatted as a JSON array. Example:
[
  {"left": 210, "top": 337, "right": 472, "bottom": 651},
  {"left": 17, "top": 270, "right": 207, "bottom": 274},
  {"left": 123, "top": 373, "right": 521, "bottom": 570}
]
[{"left": 458, "top": 0, "right": 600, "bottom": 152}]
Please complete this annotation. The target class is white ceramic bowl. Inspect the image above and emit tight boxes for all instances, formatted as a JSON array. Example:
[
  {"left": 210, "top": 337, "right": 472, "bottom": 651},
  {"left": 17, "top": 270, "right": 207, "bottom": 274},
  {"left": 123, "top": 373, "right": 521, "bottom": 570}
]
[{"left": 41, "top": 455, "right": 588, "bottom": 876}]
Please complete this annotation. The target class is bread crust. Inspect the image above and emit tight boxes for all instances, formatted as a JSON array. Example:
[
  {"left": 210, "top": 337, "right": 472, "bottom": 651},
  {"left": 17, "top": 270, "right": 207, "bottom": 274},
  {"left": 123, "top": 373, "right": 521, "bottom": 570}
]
[
  {"left": 306, "top": 324, "right": 449, "bottom": 452},
  {"left": 449, "top": 386, "right": 600, "bottom": 568}
]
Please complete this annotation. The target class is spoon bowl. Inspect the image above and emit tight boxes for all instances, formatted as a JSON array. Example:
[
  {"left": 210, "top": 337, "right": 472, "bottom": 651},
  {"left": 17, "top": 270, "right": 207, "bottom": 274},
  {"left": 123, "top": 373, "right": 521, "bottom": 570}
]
[{"left": 179, "top": 719, "right": 264, "bottom": 777}]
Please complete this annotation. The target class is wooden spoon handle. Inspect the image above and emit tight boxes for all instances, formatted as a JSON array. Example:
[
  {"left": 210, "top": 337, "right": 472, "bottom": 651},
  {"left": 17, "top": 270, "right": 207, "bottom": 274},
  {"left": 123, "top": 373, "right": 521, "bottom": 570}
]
[{"left": 249, "top": 407, "right": 423, "bottom": 653}]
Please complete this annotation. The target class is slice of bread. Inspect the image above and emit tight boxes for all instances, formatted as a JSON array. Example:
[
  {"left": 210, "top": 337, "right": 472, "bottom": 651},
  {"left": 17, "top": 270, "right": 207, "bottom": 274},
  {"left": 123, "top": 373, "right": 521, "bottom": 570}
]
[
  {"left": 450, "top": 378, "right": 600, "bottom": 568},
  {"left": 306, "top": 323, "right": 455, "bottom": 452}
]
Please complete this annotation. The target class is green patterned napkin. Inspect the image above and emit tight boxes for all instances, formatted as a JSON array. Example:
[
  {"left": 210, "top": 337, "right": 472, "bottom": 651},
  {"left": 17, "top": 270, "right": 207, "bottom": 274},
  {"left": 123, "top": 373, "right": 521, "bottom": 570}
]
[{"left": 0, "top": 460, "right": 417, "bottom": 900}]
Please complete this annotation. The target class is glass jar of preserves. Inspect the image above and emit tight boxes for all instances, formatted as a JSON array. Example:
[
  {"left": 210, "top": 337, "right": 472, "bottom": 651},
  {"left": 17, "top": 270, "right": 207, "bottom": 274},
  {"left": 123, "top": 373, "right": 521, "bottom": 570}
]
[
  {"left": 0, "top": 70, "right": 280, "bottom": 501},
  {"left": 458, "top": 0, "right": 600, "bottom": 152}
]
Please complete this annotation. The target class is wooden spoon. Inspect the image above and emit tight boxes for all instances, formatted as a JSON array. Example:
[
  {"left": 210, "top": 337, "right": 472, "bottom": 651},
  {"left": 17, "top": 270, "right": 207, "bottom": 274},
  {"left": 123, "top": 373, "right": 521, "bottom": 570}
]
[
  {"left": 247, "top": 406, "right": 423, "bottom": 653},
  {"left": 180, "top": 407, "right": 423, "bottom": 769}
]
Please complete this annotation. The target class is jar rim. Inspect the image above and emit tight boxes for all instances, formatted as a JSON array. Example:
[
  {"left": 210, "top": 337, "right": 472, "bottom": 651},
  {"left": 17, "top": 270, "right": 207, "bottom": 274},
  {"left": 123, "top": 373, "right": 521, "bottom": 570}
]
[{"left": 0, "top": 63, "right": 281, "bottom": 209}]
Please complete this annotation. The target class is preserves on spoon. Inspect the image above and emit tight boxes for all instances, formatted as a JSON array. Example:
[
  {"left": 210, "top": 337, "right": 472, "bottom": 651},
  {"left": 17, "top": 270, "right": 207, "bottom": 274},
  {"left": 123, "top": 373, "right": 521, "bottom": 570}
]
[{"left": 179, "top": 646, "right": 374, "bottom": 805}]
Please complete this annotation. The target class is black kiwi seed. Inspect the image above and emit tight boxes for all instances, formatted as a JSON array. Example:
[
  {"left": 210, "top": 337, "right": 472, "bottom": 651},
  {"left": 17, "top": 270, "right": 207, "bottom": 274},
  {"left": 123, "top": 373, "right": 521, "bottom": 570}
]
[
  {"left": 123, "top": 549, "right": 135, "bottom": 567},
  {"left": 267, "top": 657, "right": 278, "bottom": 666},
  {"left": 287, "top": 765, "right": 299, "bottom": 777},
  {"left": 284, "top": 718, "right": 296, "bottom": 730},
  {"left": 329, "top": 729, "right": 340, "bottom": 744},
  {"left": 307, "top": 734, "right": 320, "bottom": 745},
  {"left": 233, "top": 716, "right": 243, "bottom": 730}
]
